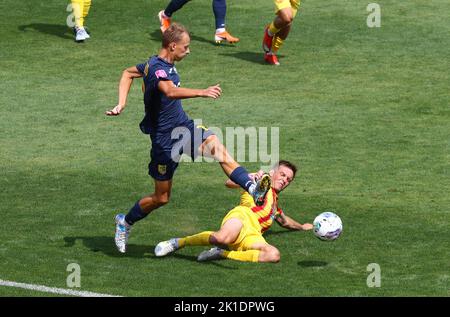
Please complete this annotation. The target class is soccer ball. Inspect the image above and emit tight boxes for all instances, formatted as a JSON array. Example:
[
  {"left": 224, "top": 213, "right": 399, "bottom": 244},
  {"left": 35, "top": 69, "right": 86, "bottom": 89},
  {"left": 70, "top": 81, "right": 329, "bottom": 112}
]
[{"left": 313, "top": 212, "right": 343, "bottom": 241}]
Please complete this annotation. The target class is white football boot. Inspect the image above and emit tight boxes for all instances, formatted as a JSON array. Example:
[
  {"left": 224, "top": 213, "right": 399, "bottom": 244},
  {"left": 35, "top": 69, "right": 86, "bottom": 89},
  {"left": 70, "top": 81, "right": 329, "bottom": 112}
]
[
  {"left": 75, "top": 27, "right": 89, "bottom": 42},
  {"left": 114, "top": 214, "right": 131, "bottom": 253},
  {"left": 154, "top": 238, "right": 179, "bottom": 257}
]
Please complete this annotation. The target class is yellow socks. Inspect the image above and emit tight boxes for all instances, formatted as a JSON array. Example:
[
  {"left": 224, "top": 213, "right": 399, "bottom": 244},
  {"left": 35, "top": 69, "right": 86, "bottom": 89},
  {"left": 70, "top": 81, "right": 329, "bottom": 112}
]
[
  {"left": 71, "top": 0, "right": 91, "bottom": 28},
  {"left": 178, "top": 231, "right": 213, "bottom": 247},
  {"left": 222, "top": 250, "right": 260, "bottom": 263},
  {"left": 71, "top": 0, "right": 84, "bottom": 28},
  {"left": 268, "top": 22, "right": 284, "bottom": 53},
  {"left": 178, "top": 232, "right": 260, "bottom": 262},
  {"left": 272, "top": 36, "right": 284, "bottom": 53}
]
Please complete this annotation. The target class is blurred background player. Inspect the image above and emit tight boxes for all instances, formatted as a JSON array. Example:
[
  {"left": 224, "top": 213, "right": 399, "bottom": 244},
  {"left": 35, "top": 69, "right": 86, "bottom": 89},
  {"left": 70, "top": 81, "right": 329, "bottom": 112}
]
[
  {"left": 262, "top": 0, "right": 301, "bottom": 65},
  {"left": 158, "top": 0, "right": 239, "bottom": 44},
  {"left": 106, "top": 23, "right": 270, "bottom": 254},
  {"left": 155, "top": 160, "right": 314, "bottom": 263},
  {"left": 71, "top": 0, "right": 92, "bottom": 42}
]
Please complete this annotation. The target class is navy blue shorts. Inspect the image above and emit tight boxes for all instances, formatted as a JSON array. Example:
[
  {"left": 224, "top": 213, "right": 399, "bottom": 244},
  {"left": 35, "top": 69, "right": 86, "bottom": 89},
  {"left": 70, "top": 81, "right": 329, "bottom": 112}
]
[{"left": 148, "top": 121, "right": 214, "bottom": 181}]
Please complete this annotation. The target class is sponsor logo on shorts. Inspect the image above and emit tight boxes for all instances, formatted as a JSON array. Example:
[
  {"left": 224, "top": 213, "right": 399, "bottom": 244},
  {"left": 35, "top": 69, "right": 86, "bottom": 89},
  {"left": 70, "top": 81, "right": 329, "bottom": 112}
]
[{"left": 158, "top": 164, "right": 167, "bottom": 175}]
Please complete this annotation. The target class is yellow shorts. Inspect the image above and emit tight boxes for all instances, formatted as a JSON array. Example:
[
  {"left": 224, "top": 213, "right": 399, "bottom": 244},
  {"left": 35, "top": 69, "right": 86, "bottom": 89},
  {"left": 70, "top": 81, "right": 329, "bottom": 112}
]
[
  {"left": 274, "top": 0, "right": 301, "bottom": 17},
  {"left": 221, "top": 206, "right": 267, "bottom": 251}
]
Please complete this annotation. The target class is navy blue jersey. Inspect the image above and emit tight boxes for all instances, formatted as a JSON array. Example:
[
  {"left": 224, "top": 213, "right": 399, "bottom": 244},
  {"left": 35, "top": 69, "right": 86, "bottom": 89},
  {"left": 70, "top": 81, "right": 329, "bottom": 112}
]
[{"left": 136, "top": 55, "right": 190, "bottom": 135}]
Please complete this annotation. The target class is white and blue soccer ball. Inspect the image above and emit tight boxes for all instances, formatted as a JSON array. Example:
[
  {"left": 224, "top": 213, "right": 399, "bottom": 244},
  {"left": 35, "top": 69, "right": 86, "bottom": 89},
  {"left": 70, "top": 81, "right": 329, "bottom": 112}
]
[{"left": 313, "top": 212, "right": 343, "bottom": 241}]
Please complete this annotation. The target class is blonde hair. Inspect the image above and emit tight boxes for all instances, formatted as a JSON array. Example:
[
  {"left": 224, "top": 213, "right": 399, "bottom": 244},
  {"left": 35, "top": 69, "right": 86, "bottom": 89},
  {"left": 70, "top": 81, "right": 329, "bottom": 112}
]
[{"left": 162, "top": 23, "right": 189, "bottom": 48}]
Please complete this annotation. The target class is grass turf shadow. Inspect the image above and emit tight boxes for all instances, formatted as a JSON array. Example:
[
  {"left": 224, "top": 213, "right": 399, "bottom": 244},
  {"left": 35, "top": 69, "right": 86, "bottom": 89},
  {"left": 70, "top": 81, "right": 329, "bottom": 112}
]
[
  {"left": 63, "top": 236, "right": 154, "bottom": 258},
  {"left": 18, "top": 23, "right": 73, "bottom": 40}
]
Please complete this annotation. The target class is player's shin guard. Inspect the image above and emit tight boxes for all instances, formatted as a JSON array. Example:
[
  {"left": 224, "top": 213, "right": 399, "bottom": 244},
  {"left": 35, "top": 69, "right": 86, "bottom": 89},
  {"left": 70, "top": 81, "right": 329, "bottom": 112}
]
[
  {"left": 222, "top": 250, "right": 260, "bottom": 262},
  {"left": 179, "top": 231, "right": 213, "bottom": 247}
]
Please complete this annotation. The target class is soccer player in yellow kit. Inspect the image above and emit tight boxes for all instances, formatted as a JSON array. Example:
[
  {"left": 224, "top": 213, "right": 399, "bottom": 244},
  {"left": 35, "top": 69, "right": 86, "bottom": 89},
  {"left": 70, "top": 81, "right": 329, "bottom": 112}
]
[
  {"left": 71, "top": 0, "right": 92, "bottom": 42},
  {"left": 262, "top": 0, "right": 301, "bottom": 66},
  {"left": 155, "top": 160, "right": 313, "bottom": 263}
]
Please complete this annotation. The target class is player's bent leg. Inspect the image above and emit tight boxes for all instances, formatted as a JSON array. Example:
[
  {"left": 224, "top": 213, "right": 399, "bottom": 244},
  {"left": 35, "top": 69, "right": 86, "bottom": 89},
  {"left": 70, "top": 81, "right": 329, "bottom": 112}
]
[
  {"left": 200, "top": 136, "right": 269, "bottom": 205},
  {"left": 115, "top": 180, "right": 172, "bottom": 253},
  {"left": 199, "top": 135, "right": 238, "bottom": 174},
  {"left": 156, "top": 230, "right": 215, "bottom": 257},
  {"left": 210, "top": 218, "right": 243, "bottom": 246},
  {"left": 195, "top": 217, "right": 243, "bottom": 262},
  {"left": 275, "top": 8, "right": 294, "bottom": 28}
]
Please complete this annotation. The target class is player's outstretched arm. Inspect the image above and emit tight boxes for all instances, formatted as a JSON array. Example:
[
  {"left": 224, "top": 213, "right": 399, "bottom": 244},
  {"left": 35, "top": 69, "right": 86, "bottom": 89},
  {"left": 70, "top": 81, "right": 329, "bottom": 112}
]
[
  {"left": 276, "top": 213, "right": 313, "bottom": 231},
  {"left": 106, "top": 66, "right": 143, "bottom": 116},
  {"left": 158, "top": 81, "right": 222, "bottom": 100}
]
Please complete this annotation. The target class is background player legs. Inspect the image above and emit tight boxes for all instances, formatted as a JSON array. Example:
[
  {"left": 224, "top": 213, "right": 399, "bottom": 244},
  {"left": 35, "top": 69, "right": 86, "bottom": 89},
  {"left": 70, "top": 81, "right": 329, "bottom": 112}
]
[
  {"left": 163, "top": 0, "right": 191, "bottom": 18},
  {"left": 159, "top": 0, "right": 239, "bottom": 43},
  {"left": 270, "top": 9, "right": 293, "bottom": 54},
  {"left": 263, "top": 1, "right": 300, "bottom": 65},
  {"left": 83, "top": 0, "right": 91, "bottom": 23},
  {"left": 212, "top": 0, "right": 239, "bottom": 43},
  {"left": 71, "top": 0, "right": 91, "bottom": 42}
]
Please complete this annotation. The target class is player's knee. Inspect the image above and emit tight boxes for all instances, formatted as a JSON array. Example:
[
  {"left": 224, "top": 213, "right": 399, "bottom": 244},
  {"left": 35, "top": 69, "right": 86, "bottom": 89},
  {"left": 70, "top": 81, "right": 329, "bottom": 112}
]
[
  {"left": 212, "top": 232, "right": 233, "bottom": 245},
  {"left": 201, "top": 135, "right": 218, "bottom": 155},
  {"left": 270, "top": 249, "right": 281, "bottom": 263},
  {"left": 279, "top": 10, "right": 294, "bottom": 25},
  {"left": 155, "top": 193, "right": 170, "bottom": 206},
  {"left": 264, "top": 246, "right": 280, "bottom": 263}
]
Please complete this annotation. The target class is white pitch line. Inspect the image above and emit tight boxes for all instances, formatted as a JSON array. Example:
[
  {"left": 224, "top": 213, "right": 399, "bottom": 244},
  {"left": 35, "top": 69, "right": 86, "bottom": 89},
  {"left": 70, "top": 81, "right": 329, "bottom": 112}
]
[{"left": 0, "top": 279, "right": 121, "bottom": 297}]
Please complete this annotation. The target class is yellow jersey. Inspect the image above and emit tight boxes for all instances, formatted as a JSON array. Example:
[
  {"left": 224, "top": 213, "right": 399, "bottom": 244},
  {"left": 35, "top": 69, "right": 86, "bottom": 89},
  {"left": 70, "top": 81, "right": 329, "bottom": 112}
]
[{"left": 238, "top": 188, "right": 283, "bottom": 234}]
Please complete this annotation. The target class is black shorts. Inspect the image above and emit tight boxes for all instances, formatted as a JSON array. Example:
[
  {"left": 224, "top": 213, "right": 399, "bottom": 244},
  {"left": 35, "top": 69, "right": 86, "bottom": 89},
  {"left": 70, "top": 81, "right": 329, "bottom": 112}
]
[{"left": 148, "top": 121, "right": 214, "bottom": 181}]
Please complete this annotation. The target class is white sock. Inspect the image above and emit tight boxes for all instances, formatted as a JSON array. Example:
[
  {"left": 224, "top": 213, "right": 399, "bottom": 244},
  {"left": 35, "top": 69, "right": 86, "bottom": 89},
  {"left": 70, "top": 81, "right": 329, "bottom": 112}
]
[{"left": 216, "top": 28, "right": 226, "bottom": 34}]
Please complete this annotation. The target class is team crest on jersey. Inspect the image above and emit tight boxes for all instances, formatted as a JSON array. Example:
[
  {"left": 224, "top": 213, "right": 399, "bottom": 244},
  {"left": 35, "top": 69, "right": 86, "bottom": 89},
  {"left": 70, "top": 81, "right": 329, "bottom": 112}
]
[
  {"left": 155, "top": 69, "right": 168, "bottom": 79},
  {"left": 158, "top": 164, "right": 167, "bottom": 175}
]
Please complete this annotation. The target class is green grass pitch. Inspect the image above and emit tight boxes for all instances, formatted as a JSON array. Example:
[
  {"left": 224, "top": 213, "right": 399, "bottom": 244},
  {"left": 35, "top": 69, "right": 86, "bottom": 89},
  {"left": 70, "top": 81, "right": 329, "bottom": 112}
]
[{"left": 0, "top": 0, "right": 449, "bottom": 296}]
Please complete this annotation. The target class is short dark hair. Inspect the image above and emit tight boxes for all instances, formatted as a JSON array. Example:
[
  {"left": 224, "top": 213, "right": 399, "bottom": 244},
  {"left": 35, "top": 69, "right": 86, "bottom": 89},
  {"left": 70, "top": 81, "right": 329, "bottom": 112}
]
[
  {"left": 275, "top": 160, "right": 298, "bottom": 178},
  {"left": 162, "top": 23, "right": 189, "bottom": 48}
]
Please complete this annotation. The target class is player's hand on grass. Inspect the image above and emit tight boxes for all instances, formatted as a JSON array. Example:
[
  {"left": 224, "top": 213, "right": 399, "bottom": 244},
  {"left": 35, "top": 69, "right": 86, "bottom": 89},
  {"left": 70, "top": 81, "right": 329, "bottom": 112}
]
[
  {"left": 301, "top": 223, "right": 314, "bottom": 231},
  {"left": 106, "top": 105, "right": 124, "bottom": 116},
  {"left": 202, "top": 84, "right": 222, "bottom": 99}
]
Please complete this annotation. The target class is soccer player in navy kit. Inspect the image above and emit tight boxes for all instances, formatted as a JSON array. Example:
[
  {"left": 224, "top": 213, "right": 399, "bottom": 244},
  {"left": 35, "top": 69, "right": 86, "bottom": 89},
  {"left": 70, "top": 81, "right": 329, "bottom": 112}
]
[{"left": 106, "top": 23, "right": 270, "bottom": 253}]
